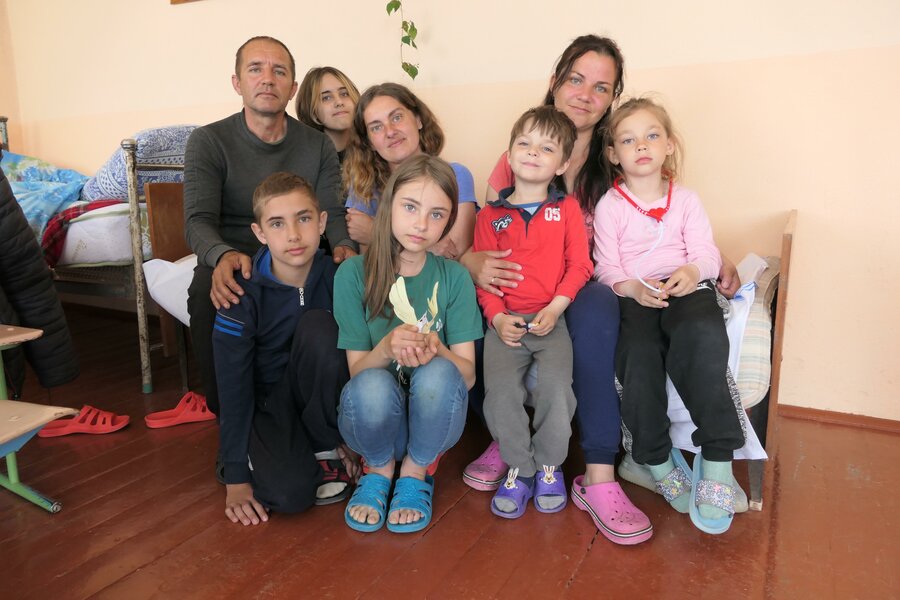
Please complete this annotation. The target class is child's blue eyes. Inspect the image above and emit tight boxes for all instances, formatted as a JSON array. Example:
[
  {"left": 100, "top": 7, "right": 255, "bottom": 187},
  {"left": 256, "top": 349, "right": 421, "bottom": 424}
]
[
  {"left": 619, "top": 134, "right": 662, "bottom": 145},
  {"left": 402, "top": 204, "right": 444, "bottom": 220}
]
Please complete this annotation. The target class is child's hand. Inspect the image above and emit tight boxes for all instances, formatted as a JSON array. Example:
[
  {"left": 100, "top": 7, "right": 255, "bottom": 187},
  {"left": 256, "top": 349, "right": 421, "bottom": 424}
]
[
  {"left": 492, "top": 313, "right": 527, "bottom": 347},
  {"left": 616, "top": 279, "right": 669, "bottom": 309},
  {"left": 337, "top": 443, "right": 362, "bottom": 484},
  {"left": 662, "top": 264, "right": 701, "bottom": 297},
  {"left": 716, "top": 258, "right": 741, "bottom": 299},
  {"left": 225, "top": 483, "right": 268, "bottom": 526},
  {"left": 346, "top": 208, "right": 374, "bottom": 246},
  {"left": 529, "top": 296, "right": 571, "bottom": 336},
  {"left": 399, "top": 331, "right": 442, "bottom": 367},
  {"left": 529, "top": 308, "right": 559, "bottom": 336},
  {"left": 385, "top": 324, "right": 429, "bottom": 367}
]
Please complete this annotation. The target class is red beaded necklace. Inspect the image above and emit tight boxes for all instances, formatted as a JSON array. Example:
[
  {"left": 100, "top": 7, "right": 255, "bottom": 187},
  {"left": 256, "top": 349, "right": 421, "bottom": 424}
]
[{"left": 613, "top": 177, "right": 672, "bottom": 222}]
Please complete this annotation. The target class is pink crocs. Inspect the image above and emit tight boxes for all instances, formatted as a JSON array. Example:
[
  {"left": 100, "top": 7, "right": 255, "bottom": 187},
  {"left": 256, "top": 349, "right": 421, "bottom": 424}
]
[
  {"left": 462, "top": 440, "right": 508, "bottom": 491},
  {"left": 571, "top": 475, "right": 653, "bottom": 545}
]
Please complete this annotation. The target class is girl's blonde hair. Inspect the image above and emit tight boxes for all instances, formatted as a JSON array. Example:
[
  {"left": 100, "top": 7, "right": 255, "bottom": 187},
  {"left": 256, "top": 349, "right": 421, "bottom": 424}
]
[
  {"left": 295, "top": 66, "right": 360, "bottom": 131},
  {"left": 363, "top": 155, "right": 458, "bottom": 320},
  {"left": 606, "top": 97, "right": 683, "bottom": 181},
  {"left": 343, "top": 83, "right": 444, "bottom": 208}
]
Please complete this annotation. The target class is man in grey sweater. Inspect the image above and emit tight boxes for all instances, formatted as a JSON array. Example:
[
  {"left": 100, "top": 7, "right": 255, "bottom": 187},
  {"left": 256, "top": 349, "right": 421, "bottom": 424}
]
[{"left": 184, "top": 35, "right": 356, "bottom": 420}]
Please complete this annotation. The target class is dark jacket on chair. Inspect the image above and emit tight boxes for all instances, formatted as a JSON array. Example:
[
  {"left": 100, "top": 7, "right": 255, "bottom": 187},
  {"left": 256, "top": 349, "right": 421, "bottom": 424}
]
[{"left": 0, "top": 153, "right": 79, "bottom": 397}]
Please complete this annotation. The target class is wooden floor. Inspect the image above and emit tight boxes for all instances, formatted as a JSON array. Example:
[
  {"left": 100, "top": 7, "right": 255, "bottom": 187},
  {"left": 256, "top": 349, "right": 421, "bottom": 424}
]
[{"left": 1, "top": 306, "right": 897, "bottom": 599}]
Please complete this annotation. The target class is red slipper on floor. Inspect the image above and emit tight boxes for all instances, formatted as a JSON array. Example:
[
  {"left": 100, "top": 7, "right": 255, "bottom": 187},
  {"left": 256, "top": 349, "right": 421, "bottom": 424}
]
[
  {"left": 426, "top": 453, "right": 443, "bottom": 476},
  {"left": 38, "top": 405, "right": 130, "bottom": 438},
  {"left": 144, "top": 392, "right": 216, "bottom": 429}
]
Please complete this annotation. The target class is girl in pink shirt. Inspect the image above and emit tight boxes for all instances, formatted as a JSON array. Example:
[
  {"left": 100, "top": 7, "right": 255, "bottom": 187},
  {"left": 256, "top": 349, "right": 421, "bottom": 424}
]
[{"left": 593, "top": 98, "right": 744, "bottom": 535}]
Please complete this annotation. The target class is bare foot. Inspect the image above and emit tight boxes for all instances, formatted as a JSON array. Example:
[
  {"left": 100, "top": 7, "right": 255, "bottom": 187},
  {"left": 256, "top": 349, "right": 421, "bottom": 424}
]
[
  {"left": 348, "top": 502, "right": 384, "bottom": 526},
  {"left": 388, "top": 457, "right": 429, "bottom": 525},
  {"left": 348, "top": 461, "right": 393, "bottom": 525},
  {"left": 582, "top": 463, "right": 615, "bottom": 486}
]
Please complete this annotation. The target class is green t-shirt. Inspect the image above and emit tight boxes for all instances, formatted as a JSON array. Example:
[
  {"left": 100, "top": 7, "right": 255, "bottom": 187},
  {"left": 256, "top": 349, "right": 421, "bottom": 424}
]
[{"left": 334, "top": 253, "right": 483, "bottom": 376}]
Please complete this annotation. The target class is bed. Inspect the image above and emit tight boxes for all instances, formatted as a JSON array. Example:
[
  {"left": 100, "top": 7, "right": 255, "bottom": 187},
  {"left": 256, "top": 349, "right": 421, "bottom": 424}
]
[{"left": 0, "top": 117, "right": 192, "bottom": 394}]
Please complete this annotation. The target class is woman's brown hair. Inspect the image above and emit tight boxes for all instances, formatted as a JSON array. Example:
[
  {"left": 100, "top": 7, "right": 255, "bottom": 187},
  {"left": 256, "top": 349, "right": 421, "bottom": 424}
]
[{"left": 343, "top": 83, "right": 444, "bottom": 208}]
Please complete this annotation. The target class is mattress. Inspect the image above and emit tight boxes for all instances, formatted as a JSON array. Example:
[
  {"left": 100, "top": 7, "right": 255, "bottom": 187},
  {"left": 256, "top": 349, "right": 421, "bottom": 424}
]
[{"left": 57, "top": 202, "right": 152, "bottom": 266}]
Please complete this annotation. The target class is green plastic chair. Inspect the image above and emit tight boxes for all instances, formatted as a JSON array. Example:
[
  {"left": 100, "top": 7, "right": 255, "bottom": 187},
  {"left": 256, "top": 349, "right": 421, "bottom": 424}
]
[{"left": 0, "top": 325, "right": 77, "bottom": 513}]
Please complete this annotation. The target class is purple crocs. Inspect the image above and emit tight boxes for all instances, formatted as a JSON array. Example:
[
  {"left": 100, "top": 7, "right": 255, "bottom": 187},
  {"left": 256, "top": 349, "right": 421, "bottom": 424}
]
[
  {"left": 533, "top": 466, "right": 567, "bottom": 513},
  {"left": 490, "top": 468, "right": 533, "bottom": 519}
]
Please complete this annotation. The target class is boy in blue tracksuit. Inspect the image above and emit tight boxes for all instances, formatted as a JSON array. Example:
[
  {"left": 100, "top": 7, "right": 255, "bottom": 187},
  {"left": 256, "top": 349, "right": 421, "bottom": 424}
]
[{"left": 213, "top": 172, "right": 354, "bottom": 526}]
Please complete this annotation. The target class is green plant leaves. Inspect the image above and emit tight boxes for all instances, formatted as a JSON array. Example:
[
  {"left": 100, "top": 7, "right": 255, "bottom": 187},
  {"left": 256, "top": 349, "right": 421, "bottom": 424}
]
[
  {"left": 387, "top": 2, "right": 420, "bottom": 79},
  {"left": 402, "top": 62, "right": 419, "bottom": 80}
]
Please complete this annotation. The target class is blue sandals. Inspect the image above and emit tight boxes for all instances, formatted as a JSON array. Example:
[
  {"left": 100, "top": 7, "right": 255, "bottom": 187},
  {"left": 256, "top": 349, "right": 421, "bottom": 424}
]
[
  {"left": 344, "top": 473, "right": 435, "bottom": 534},
  {"left": 344, "top": 473, "right": 391, "bottom": 532},
  {"left": 386, "top": 475, "right": 435, "bottom": 534}
]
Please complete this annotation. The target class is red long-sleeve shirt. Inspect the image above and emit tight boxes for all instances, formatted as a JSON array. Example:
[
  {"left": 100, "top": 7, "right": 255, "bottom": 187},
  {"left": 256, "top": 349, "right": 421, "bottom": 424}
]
[{"left": 473, "top": 187, "right": 592, "bottom": 325}]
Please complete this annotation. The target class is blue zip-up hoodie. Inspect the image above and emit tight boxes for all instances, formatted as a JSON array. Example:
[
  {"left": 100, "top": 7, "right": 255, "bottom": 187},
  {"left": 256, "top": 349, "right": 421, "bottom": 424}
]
[{"left": 213, "top": 246, "right": 337, "bottom": 484}]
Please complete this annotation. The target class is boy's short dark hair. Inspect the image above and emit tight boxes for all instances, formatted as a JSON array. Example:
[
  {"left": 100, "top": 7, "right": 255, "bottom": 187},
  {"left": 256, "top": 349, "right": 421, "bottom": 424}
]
[
  {"left": 252, "top": 172, "right": 318, "bottom": 222},
  {"left": 508, "top": 106, "right": 577, "bottom": 162}
]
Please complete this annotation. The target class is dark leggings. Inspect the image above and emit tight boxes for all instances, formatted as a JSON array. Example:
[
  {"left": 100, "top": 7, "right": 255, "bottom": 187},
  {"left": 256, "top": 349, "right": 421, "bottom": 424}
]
[
  {"left": 469, "top": 281, "right": 622, "bottom": 466},
  {"left": 247, "top": 310, "right": 349, "bottom": 513},
  {"left": 616, "top": 285, "right": 743, "bottom": 464}
]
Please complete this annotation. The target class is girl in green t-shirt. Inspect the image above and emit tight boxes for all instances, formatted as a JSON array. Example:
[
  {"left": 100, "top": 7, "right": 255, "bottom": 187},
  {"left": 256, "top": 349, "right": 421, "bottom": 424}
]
[{"left": 334, "top": 155, "right": 482, "bottom": 534}]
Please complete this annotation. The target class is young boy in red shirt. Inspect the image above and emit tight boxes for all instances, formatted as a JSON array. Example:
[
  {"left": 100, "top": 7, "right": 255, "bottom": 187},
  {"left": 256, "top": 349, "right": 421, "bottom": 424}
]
[{"left": 473, "top": 106, "right": 592, "bottom": 519}]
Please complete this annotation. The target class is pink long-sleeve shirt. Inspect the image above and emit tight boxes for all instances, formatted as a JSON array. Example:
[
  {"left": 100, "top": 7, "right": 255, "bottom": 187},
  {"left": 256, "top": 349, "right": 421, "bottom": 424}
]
[{"left": 593, "top": 182, "right": 721, "bottom": 293}]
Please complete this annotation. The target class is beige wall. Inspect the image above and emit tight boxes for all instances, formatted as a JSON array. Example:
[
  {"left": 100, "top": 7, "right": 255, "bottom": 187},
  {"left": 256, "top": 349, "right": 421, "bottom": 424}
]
[
  {"left": 0, "top": 0, "right": 21, "bottom": 146},
  {"left": 3, "top": 0, "right": 899, "bottom": 420}
]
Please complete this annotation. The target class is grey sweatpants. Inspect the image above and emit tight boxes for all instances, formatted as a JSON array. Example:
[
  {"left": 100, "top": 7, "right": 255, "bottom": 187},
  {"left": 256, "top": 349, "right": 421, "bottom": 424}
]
[{"left": 483, "top": 313, "right": 577, "bottom": 477}]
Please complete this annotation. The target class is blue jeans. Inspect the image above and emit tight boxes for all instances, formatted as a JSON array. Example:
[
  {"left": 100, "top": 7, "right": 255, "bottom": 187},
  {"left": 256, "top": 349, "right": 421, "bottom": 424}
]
[{"left": 338, "top": 357, "right": 468, "bottom": 468}]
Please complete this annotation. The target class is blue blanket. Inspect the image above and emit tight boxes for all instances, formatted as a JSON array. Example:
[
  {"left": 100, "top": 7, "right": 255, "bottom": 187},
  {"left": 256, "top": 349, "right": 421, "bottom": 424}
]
[{"left": 0, "top": 151, "right": 88, "bottom": 240}]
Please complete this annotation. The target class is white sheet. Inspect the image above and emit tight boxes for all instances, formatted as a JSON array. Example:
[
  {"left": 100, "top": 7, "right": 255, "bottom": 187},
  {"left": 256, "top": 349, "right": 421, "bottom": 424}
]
[{"left": 142, "top": 254, "right": 196, "bottom": 326}]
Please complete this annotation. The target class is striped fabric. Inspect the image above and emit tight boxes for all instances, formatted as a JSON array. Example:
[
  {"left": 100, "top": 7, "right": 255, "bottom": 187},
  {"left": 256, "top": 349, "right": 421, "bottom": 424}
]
[
  {"left": 736, "top": 257, "right": 780, "bottom": 409},
  {"left": 214, "top": 313, "right": 244, "bottom": 337}
]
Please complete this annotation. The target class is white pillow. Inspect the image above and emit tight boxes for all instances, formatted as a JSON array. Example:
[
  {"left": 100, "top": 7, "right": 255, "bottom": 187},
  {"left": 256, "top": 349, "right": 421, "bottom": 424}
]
[
  {"left": 143, "top": 255, "right": 197, "bottom": 327},
  {"left": 57, "top": 203, "right": 151, "bottom": 266}
]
